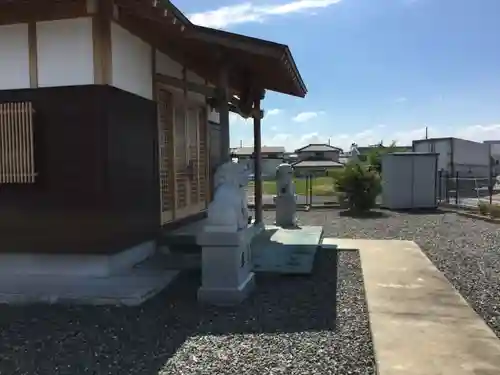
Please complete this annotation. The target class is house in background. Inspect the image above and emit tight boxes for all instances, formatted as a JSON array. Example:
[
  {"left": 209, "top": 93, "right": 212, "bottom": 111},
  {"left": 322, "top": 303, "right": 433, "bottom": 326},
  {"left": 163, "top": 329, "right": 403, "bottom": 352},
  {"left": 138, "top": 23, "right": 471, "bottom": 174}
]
[
  {"left": 292, "top": 143, "right": 344, "bottom": 174},
  {"left": 232, "top": 146, "right": 285, "bottom": 178},
  {"left": 0, "top": 0, "right": 307, "bottom": 304}
]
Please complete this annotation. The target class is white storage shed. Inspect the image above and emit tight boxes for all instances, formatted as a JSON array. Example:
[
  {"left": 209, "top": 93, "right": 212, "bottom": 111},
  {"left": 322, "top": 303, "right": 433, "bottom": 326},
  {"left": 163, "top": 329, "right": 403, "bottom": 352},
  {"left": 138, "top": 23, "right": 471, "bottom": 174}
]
[{"left": 381, "top": 152, "right": 439, "bottom": 210}]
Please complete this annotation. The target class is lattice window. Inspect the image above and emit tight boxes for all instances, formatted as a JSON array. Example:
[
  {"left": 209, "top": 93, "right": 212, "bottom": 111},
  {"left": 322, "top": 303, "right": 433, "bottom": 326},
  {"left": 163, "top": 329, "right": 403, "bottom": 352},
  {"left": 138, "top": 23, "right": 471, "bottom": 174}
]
[
  {"left": 199, "top": 108, "right": 208, "bottom": 203},
  {"left": 0, "top": 102, "right": 36, "bottom": 184},
  {"left": 174, "top": 106, "right": 187, "bottom": 209},
  {"left": 158, "top": 90, "right": 173, "bottom": 212},
  {"left": 188, "top": 108, "right": 199, "bottom": 205}
]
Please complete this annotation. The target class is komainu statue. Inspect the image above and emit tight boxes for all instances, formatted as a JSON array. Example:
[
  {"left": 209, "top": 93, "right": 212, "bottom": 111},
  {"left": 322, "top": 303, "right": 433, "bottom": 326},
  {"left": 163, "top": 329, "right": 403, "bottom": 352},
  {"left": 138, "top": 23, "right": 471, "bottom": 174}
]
[
  {"left": 275, "top": 163, "right": 297, "bottom": 227},
  {"left": 276, "top": 163, "right": 295, "bottom": 197},
  {"left": 206, "top": 161, "right": 250, "bottom": 232}
]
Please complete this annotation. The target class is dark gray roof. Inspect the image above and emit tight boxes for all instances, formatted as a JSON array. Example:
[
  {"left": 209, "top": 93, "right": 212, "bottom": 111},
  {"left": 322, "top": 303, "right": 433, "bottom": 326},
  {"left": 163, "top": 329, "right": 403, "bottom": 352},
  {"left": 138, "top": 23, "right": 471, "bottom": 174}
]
[
  {"left": 232, "top": 146, "right": 285, "bottom": 156},
  {"left": 292, "top": 160, "right": 345, "bottom": 169},
  {"left": 295, "top": 144, "right": 342, "bottom": 153}
]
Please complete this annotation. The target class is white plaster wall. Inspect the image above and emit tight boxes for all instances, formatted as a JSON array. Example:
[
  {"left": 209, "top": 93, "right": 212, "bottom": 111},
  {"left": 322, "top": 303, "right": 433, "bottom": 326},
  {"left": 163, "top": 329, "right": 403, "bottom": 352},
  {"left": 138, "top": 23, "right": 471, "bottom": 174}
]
[
  {"left": 111, "top": 22, "right": 152, "bottom": 100},
  {"left": 156, "top": 49, "right": 183, "bottom": 79},
  {"left": 155, "top": 50, "right": 206, "bottom": 103},
  {"left": 0, "top": 24, "right": 30, "bottom": 90},
  {"left": 186, "top": 69, "right": 206, "bottom": 103},
  {"left": 37, "top": 18, "right": 94, "bottom": 87}
]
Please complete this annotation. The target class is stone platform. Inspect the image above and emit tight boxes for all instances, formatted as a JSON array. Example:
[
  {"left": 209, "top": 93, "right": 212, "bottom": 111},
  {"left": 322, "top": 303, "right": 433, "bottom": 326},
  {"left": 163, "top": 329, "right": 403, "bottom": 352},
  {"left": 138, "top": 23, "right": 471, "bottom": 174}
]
[
  {"left": 0, "top": 243, "right": 179, "bottom": 306},
  {"left": 251, "top": 225, "right": 327, "bottom": 274}
]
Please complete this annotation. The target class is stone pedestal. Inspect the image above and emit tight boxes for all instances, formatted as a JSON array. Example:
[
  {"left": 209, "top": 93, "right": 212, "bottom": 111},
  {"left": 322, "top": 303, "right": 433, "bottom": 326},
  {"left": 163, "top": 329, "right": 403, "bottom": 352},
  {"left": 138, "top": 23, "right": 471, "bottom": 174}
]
[
  {"left": 275, "top": 195, "right": 297, "bottom": 227},
  {"left": 197, "top": 226, "right": 260, "bottom": 306}
]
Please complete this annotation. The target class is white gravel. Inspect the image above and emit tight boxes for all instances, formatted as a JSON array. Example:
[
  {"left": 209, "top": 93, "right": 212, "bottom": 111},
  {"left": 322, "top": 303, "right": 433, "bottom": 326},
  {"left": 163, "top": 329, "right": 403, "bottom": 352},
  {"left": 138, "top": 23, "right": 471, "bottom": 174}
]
[
  {"left": 0, "top": 245, "right": 375, "bottom": 374},
  {"left": 264, "top": 209, "right": 500, "bottom": 337}
]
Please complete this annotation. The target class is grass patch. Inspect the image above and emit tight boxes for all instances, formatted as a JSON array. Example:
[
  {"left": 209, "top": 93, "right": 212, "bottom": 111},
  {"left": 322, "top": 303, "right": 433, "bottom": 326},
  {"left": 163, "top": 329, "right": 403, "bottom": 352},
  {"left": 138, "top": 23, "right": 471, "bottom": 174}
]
[{"left": 249, "top": 176, "right": 336, "bottom": 196}]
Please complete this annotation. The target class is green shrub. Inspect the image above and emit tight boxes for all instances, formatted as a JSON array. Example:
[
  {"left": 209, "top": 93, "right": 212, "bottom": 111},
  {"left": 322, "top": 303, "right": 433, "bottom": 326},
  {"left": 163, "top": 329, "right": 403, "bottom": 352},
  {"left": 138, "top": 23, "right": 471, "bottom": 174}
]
[
  {"left": 489, "top": 204, "right": 500, "bottom": 218},
  {"left": 334, "top": 162, "right": 381, "bottom": 212},
  {"left": 478, "top": 202, "right": 489, "bottom": 215}
]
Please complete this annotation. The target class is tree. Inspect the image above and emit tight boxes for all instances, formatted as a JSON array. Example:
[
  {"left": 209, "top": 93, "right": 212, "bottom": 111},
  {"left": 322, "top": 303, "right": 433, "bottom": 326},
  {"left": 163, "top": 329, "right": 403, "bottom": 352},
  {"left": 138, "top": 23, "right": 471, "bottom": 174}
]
[
  {"left": 366, "top": 141, "right": 400, "bottom": 174},
  {"left": 335, "top": 162, "right": 382, "bottom": 212}
]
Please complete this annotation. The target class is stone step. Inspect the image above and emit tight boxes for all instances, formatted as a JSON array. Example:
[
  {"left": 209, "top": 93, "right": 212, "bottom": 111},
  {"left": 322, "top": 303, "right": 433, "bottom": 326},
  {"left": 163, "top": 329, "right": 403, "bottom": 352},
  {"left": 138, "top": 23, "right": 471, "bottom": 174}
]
[
  {"left": 0, "top": 264, "right": 179, "bottom": 306},
  {"left": 251, "top": 225, "right": 325, "bottom": 274},
  {"left": 138, "top": 250, "right": 201, "bottom": 271}
]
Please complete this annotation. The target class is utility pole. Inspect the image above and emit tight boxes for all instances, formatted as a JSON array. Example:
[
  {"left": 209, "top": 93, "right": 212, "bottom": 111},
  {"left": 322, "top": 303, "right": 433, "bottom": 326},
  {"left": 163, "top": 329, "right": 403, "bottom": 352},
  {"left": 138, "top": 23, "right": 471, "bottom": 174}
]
[{"left": 425, "top": 127, "right": 428, "bottom": 140}]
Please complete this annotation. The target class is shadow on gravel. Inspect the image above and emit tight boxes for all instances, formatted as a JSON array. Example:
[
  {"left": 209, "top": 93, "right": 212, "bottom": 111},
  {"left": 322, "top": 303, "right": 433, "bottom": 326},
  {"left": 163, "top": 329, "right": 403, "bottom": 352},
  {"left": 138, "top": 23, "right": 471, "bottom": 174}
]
[
  {"left": 339, "top": 210, "right": 390, "bottom": 219},
  {"left": 385, "top": 208, "right": 447, "bottom": 216},
  {"left": 0, "top": 250, "right": 339, "bottom": 375}
]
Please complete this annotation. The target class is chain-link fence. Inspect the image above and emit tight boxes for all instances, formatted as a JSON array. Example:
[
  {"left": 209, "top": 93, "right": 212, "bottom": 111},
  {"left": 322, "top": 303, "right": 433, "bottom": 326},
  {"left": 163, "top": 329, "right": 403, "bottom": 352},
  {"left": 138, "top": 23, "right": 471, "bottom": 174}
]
[
  {"left": 246, "top": 172, "right": 340, "bottom": 207},
  {"left": 437, "top": 171, "right": 500, "bottom": 208}
]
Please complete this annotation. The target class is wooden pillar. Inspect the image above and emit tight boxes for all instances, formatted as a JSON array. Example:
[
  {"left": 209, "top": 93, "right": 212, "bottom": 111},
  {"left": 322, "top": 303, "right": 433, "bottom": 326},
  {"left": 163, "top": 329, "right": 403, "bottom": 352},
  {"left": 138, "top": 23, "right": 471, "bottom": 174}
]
[
  {"left": 218, "top": 67, "right": 231, "bottom": 163},
  {"left": 253, "top": 98, "right": 263, "bottom": 224}
]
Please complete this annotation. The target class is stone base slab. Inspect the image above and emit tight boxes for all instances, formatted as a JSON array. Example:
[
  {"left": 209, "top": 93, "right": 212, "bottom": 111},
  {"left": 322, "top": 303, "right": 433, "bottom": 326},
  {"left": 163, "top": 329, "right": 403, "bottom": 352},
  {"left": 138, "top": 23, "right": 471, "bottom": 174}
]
[{"left": 197, "top": 272, "right": 255, "bottom": 306}]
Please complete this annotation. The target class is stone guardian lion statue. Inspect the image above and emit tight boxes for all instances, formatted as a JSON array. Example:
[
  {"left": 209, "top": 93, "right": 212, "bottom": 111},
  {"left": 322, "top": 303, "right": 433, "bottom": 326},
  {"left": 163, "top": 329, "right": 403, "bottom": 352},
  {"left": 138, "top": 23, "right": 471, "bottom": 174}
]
[{"left": 206, "top": 161, "right": 250, "bottom": 232}]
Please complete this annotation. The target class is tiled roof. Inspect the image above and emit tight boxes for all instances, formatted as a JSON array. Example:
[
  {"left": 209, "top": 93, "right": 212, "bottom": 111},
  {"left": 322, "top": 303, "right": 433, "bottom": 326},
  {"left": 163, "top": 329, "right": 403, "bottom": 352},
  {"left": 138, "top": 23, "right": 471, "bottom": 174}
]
[
  {"left": 295, "top": 144, "right": 343, "bottom": 153},
  {"left": 292, "top": 160, "right": 344, "bottom": 168},
  {"left": 232, "top": 146, "right": 286, "bottom": 156}
]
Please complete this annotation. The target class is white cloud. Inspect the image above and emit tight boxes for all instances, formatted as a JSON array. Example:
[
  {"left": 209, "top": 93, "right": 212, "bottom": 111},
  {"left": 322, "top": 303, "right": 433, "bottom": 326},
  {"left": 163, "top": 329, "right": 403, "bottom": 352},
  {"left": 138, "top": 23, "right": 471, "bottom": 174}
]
[
  {"left": 266, "top": 108, "right": 282, "bottom": 116},
  {"left": 395, "top": 97, "right": 408, "bottom": 103},
  {"left": 229, "top": 112, "right": 252, "bottom": 126},
  {"left": 292, "top": 111, "right": 322, "bottom": 122},
  {"left": 233, "top": 123, "right": 500, "bottom": 151},
  {"left": 188, "top": 0, "right": 343, "bottom": 29}
]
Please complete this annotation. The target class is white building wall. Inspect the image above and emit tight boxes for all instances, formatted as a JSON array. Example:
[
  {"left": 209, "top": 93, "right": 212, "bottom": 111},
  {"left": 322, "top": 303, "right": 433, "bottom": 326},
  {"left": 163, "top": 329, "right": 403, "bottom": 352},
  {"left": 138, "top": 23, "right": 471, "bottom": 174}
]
[
  {"left": 37, "top": 18, "right": 94, "bottom": 87},
  {"left": 0, "top": 17, "right": 210, "bottom": 108},
  {"left": 0, "top": 24, "right": 30, "bottom": 90},
  {"left": 111, "top": 22, "right": 153, "bottom": 100},
  {"left": 452, "top": 138, "right": 490, "bottom": 167},
  {"left": 413, "top": 139, "right": 451, "bottom": 172}
]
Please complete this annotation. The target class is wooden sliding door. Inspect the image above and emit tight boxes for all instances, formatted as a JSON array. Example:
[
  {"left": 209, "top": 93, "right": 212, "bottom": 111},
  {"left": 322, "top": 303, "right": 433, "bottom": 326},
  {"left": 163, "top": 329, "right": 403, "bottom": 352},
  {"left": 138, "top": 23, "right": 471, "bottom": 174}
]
[
  {"left": 174, "top": 105, "right": 208, "bottom": 220},
  {"left": 157, "top": 87, "right": 174, "bottom": 224},
  {"left": 157, "top": 83, "right": 209, "bottom": 223}
]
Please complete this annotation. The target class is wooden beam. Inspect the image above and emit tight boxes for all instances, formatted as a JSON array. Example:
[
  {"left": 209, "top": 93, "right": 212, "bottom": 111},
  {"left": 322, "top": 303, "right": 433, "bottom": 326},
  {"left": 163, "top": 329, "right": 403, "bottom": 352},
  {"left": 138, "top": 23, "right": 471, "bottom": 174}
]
[
  {"left": 91, "top": 0, "right": 112, "bottom": 84},
  {"left": 28, "top": 22, "right": 38, "bottom": 88},
  {"left": 151, "top": 47, "right": 157, "bottom": 100},
  {"left": 253, "top": 97, "right": 263, "bottom": 223},
  {"left": 218, "top": 66, "right": 231, "bottom": 163},
  {"left": 155, "top": 73, "right": 216, "bottom": 97},
  {"left": 0, "top": 0, "right": 88, "bottom": 26}
]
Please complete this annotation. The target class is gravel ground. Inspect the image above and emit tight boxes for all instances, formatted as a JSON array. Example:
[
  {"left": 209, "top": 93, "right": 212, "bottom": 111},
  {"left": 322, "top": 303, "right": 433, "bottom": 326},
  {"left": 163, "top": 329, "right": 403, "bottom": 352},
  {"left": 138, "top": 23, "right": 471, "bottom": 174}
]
[
  {"left": 0, "top": 248, "right": 375, "bottom": 374},
  {"left": 264, "top": 209, "right": 500, "bottom": 338}
]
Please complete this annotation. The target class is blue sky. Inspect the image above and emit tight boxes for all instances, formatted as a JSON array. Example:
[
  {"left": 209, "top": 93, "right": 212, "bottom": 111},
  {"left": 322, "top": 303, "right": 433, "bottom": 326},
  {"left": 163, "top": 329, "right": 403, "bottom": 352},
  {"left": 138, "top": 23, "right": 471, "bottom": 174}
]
[{"left": 181, "top": 0, "right": 500, "bottom": 151}]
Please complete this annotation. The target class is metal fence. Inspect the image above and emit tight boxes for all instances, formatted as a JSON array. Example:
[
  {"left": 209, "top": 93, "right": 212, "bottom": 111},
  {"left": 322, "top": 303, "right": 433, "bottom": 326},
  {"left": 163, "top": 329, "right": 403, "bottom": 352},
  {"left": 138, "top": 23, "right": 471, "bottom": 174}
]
[
  {"left": 246, "top": 173, "right": 340, "bottom": 207},
  {"left": 437, "top": 171, "right": 499, "bottom": 208}
]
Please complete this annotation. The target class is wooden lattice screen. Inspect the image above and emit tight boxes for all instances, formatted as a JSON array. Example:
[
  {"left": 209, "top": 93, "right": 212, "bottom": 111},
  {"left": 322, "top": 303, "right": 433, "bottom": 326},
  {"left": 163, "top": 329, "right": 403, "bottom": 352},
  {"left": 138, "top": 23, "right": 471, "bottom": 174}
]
[
  {"left": 0, "top": 102, "right": 35, "bottom": 184},
  {"left": 157, "top": 90, "right": 173, "bottom": 214},
  {"left": 175, "top": 107, "right": 187, "bottom": 209},
  {"left": 188, "top": 108, "right": 199, "bottom": 205},
  {"left": 198, "top": 108, "right": 208, "bottom": 204}
]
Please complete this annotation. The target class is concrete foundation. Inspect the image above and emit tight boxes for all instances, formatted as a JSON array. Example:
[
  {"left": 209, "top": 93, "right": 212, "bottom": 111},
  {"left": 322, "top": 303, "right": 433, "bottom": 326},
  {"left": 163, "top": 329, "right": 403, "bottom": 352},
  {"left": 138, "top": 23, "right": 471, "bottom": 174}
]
[{"left": 0, "top": 241, "right": 155, "bottom": 277}]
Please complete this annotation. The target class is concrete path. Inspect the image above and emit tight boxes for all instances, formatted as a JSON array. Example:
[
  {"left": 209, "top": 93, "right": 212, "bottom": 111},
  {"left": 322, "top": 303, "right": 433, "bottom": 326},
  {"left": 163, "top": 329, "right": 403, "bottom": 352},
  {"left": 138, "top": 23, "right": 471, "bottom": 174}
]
[{"left": 323, "top": 238, "right": 500, "bottom": 375}]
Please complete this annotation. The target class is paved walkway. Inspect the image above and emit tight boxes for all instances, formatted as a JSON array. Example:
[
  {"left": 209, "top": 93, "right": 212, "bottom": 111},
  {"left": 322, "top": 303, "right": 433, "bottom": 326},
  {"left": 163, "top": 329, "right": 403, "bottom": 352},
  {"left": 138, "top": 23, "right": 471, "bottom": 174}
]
[{"left": 323, "top": 238, "right": 500, "bottom": 375}]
